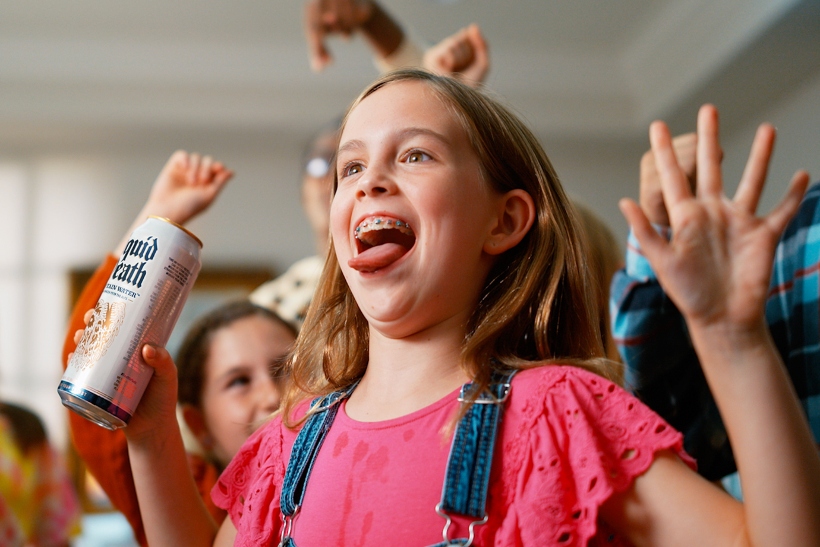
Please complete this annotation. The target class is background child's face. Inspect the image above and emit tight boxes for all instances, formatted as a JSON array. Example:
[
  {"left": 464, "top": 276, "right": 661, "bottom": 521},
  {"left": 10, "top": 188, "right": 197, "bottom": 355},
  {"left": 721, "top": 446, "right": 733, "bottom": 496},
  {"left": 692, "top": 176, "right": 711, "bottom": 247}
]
[
  {"left": 301, "top": 129, "right": 337, "bottom": 254},
  {"left": 331, "top": 80, "right": 504, "bottom": 338},
  {"left": 198, "top": 315, "right": 294, "bottom": 465}
]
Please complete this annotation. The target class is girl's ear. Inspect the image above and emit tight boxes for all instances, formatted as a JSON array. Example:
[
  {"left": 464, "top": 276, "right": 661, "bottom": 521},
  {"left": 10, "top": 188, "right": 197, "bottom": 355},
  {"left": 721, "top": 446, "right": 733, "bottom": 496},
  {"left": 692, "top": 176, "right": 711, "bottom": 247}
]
[
  {"left": 484, "top": 189, "right": 536, "bottom": 255},
  {"left": 181, "top": 404, "right": 212, "bottom": 451}
]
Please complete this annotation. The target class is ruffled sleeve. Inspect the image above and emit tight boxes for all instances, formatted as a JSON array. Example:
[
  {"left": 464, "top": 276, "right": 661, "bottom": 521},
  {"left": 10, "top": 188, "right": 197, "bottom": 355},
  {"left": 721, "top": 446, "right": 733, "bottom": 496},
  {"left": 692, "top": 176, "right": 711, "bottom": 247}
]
[
  {"left": 211, "top": 417, "right": 286, "bottom": 546},
  {"left": 490, "top": 366, "right": 694, "bottom": 546}
]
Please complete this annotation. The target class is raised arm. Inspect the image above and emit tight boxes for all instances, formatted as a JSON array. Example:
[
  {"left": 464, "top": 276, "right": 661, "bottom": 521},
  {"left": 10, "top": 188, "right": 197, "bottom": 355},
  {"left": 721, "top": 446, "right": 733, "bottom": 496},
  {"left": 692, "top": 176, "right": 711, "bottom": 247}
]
[
  {"left": 63, "top": 151, "right": 233, "bottom": 544},
  {"left": 608, "top": 104, "right": 820, "bottom": 545},
  {"left": 610, "top": 133, "right": 737, "bottom": 481},
  {"left": 302, "top": 0, "right": 491, "bottom": 87},
  {"left": 303, "top": 0, "right": 406, "bottom": 72}
]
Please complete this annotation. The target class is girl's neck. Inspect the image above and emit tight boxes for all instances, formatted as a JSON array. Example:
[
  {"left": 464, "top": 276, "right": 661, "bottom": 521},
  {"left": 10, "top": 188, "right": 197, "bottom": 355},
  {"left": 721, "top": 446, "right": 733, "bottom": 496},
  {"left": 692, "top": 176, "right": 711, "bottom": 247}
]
[{"left": 345, "top": 317, "right": 471, "bottom": 422}]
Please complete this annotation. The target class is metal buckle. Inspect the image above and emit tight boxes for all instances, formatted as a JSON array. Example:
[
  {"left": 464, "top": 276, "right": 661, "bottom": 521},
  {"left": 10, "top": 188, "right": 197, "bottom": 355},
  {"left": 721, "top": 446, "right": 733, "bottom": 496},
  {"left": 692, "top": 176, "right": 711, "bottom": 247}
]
[
  {"left": 435, "top": 503, "right": 488, "bottom": 547},
  {"left": 307, "top": 396, "right": 342, "bottom": 414},
  {"left": 457, "top": 382, "right": 511, "bottom": 404},
  {"left": 278, "top": 505, "right": 300, "bottom": 547}
]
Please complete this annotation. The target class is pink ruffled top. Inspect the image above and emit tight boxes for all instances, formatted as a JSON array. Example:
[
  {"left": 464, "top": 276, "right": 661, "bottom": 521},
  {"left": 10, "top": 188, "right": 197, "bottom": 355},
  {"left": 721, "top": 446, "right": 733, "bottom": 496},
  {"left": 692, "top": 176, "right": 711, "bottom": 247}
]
[{"left": 213, "top": 365, "right": 693, "bottom": 546}]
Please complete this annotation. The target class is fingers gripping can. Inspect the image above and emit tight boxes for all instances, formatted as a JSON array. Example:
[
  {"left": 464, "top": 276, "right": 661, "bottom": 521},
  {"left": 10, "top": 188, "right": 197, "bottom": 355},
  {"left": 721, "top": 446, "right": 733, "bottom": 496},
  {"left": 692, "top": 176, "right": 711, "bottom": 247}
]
[{"left": 58, "top": 216, "right": 202, "bottom": 430}]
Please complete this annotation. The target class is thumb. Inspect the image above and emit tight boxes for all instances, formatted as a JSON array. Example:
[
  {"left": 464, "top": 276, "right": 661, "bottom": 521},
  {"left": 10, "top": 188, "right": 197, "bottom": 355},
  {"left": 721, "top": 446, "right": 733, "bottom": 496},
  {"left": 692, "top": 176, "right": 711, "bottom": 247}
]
[{"left": 142, "top": 344, "right": 175, "bottom": 376}]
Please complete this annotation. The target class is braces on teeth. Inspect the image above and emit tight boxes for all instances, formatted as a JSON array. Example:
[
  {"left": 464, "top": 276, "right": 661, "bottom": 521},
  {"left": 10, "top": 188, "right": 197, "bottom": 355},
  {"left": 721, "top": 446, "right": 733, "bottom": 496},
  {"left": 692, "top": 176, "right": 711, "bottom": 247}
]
[{"left": 355, "top": 218, "right": 413, "bottom": 240}]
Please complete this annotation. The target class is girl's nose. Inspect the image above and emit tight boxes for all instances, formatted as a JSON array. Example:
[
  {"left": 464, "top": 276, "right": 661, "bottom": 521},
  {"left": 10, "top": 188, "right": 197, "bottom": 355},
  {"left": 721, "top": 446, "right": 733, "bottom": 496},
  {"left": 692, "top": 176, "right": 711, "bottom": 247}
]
[{"left": 356, "top": 164, "right": 396, "bottom": 198}]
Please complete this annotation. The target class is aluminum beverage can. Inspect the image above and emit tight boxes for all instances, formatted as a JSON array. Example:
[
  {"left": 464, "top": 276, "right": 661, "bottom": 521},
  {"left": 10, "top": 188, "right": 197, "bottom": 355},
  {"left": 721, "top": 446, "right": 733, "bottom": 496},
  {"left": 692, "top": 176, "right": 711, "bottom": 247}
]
[{"left": 58, "top": 216, "right": 202, "bottom": 430}]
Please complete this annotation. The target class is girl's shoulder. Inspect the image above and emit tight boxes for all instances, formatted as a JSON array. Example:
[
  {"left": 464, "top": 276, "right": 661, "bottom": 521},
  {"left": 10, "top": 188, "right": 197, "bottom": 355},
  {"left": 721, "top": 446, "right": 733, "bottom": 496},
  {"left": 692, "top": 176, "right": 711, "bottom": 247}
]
[
  {"left": 507, "top": 363, "right": 623, "bottom": 407},
  {"left": 489, "top": 364, "right": 692, "bottom": 545},
  {"left": 506, "top": 363, "right": 680, "bottom": 443}
]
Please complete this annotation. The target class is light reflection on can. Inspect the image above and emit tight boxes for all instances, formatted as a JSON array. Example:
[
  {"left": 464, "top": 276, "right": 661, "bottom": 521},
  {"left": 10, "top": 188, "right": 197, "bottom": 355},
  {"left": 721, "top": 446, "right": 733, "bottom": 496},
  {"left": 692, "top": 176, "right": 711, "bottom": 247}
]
[{"left": 58, "top": 216, "right": 202, "bottom": 430}]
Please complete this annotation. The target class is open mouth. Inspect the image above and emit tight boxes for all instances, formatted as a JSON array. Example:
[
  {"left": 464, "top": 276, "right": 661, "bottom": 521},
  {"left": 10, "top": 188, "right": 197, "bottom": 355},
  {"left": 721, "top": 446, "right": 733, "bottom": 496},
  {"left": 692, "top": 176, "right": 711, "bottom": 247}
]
[
  {"left": 349, "top": 216, "right": 416, "bottom": 273},
  {"left": 355, "top": 216, "right": 415, "bottom": 250}
]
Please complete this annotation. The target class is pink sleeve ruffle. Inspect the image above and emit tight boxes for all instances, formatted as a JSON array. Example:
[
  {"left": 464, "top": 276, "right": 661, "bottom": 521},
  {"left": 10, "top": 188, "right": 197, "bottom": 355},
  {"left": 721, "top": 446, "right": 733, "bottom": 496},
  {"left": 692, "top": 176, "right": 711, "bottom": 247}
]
[
  {"left": 211, "top": 417, "right": 286, "bottom": 545},
  {"left": 490, "top": 366, "right": 694, "bottom": 546}
]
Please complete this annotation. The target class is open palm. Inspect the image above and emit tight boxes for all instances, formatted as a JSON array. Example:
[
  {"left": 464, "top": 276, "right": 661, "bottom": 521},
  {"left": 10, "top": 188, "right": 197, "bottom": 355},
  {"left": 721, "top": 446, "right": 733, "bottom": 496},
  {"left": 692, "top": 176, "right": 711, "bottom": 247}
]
[{"left": 621, "top": 105, "right": 808, "bottom": 332}]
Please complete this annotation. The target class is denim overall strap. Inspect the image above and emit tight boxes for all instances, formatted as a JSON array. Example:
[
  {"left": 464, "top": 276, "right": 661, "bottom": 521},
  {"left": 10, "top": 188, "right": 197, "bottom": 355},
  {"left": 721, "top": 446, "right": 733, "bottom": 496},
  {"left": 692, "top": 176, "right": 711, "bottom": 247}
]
[
  {"left": 279, "top": 384, "right": 356, "bottom": 546},
  {"left": 433, "top": 370, "right": 516, "bottom": 547}
]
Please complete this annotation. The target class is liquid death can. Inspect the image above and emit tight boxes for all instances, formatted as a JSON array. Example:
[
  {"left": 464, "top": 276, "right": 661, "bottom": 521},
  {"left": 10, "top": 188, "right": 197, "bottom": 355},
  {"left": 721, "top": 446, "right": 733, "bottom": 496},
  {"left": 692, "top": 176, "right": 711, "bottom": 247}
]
[{"left": 58, "top": 216, "right": 202, "bottom": 430}]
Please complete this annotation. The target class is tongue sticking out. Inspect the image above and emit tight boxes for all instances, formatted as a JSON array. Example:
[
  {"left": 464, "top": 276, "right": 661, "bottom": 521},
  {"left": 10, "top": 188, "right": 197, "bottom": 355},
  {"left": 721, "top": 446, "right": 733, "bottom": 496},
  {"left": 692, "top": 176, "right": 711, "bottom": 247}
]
[
  {"left": 348, "top": 218, "right": 415, "bottom": 273},
  {"left": 348, "top": 243, "right": 408, "bottom": 272}
]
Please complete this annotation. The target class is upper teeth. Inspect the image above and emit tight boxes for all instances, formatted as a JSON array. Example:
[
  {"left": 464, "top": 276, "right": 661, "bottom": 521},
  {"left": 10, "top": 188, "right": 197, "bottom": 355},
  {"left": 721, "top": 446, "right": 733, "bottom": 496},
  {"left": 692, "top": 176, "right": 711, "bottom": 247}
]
[{"left": 355, "top": 217, "right": 413, "bottom": 240}]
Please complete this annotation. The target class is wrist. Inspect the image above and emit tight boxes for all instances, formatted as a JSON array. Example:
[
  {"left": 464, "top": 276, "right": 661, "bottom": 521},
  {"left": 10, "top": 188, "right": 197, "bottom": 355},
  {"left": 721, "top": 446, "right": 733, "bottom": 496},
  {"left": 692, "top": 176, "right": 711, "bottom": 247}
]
[
  {"left": 687, "top": 317, "right": 772, "bottom": 358},
  {"left": 361, "top": 2, "right": 404, "bottom": 59},
  {"left": 125, "top": 411, "right": 182, "bottom": 451}
]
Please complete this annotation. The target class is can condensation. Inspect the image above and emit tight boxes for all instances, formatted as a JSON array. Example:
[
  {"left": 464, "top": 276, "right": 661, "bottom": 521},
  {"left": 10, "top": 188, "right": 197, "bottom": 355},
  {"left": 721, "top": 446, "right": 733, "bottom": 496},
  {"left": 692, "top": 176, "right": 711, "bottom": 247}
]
[{"left": 58, "top": 216, "right": 202, "bottom": 430}]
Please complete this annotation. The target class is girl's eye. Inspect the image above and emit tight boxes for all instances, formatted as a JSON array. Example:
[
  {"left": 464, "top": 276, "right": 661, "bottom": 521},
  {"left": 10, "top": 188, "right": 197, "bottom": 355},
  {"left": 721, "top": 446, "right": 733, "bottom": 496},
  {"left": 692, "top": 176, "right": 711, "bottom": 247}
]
[
  {"left": 227, "top": 375, "right": 251, "bottom": 389},
  {"left": 405, "top": 150, "right": 431, "bottom": 163},
  {"left": 341, "top": 162, "right": 364, "bottom": 178}
]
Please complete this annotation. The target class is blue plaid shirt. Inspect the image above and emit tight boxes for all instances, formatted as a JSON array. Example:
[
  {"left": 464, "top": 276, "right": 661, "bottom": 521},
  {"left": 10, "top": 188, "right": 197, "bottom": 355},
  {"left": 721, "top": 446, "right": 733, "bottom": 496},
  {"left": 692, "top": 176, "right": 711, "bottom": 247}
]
[{"left": 610, "top": 181, "right": 820, "bottom": 480}]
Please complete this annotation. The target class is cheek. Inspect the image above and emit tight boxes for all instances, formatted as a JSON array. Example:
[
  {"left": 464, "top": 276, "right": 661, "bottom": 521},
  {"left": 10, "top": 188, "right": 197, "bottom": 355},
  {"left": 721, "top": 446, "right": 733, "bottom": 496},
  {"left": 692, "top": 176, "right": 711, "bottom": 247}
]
[
  {"left": 207, "top": 397, "right": 251, "bottom": 441},
  {"left": 329, "top": 193, "right": 353, "bottom": 251}
]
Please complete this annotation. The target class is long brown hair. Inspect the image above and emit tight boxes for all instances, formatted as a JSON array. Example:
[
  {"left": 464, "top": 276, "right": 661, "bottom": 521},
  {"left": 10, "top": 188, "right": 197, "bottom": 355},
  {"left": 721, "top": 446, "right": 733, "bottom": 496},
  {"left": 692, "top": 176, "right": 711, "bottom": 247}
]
[{"left": 282, "top": 69, "right": 617, "bottom": 426}]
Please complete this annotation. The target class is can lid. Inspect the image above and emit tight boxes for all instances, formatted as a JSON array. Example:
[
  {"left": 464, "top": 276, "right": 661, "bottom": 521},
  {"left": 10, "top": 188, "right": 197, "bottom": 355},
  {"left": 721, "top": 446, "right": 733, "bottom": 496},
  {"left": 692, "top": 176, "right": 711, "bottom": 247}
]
[{"left": 148, "top": 216, "right": 203, "bottom": 248}]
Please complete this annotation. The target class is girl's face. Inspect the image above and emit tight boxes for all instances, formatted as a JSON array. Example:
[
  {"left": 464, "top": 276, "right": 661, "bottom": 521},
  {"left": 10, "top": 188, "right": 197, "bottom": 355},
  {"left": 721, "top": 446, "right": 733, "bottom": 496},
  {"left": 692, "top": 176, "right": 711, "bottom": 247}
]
[
  {"left": 198, "top": 315, "right": 294, "bottom": 465},
  {"left": 331, "top": 80, "right": 503, "bottom": 338}
]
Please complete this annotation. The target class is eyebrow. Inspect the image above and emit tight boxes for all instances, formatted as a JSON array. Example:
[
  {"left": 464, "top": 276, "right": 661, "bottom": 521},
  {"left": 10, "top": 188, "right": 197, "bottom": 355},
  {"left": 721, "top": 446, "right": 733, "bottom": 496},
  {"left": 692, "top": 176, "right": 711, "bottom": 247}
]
[{"left": 337, "top": 127, "right": 451, "bottom": 158}]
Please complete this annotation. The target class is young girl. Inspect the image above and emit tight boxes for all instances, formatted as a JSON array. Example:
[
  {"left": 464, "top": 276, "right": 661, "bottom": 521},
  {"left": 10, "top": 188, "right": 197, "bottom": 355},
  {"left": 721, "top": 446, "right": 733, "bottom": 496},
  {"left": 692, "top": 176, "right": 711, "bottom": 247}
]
[{"left": 124, "top": 69, "right": 820, "bottom": 546}]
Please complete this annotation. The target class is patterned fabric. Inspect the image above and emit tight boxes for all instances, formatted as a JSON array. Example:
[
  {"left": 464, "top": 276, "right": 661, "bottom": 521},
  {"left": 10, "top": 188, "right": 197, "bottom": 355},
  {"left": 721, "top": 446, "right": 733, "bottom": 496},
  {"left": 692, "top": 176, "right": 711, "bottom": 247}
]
[
  {"left": 610, "top": 181, "right": 820, "bottom": 481},
  {"left": 0, "top": 415, "right": 81, "bottom": 546},
  {"left": 249, "top": 255, "right": 324, "bottom": 331},
  {"left": 213, "top": 366, "right": 693, "bottom": 546}
]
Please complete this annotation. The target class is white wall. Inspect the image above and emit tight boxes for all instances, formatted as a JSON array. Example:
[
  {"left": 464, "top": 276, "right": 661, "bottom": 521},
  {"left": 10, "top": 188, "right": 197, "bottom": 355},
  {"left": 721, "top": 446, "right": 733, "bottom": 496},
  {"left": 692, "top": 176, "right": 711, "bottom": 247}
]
[{"left": 721, "top": 70, "right": 820, "bottom": 211}]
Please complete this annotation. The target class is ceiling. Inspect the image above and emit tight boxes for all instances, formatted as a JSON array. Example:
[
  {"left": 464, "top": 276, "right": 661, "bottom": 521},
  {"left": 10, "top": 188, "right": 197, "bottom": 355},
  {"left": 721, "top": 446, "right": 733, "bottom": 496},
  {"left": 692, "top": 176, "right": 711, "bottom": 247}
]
[{"left": 0, "top": 0, "right": 817, "bottom": 148}]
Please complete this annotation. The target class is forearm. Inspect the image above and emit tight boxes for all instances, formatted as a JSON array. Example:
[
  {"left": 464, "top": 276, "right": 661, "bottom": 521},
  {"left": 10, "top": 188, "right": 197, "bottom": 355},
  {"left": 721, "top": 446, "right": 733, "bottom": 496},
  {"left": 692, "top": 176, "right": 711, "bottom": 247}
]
[
  {"left": 690, "top": 322, "right": 820, "bottom": 545},
  {"left": 611, "top": 237, "right": 739, "bottom": 475},
  {"left": 359, "top": 1, "right": 404, "bottom": 59},
  {"left": 127, "top": 423, "right": 218, "bottom": 546}
]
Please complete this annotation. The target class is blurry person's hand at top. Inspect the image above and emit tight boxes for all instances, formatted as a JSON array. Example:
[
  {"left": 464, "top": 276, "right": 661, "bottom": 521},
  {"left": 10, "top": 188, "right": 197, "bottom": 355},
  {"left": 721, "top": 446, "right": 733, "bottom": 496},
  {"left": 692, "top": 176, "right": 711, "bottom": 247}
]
[
  {"left": 304, "top": 0, "right": 375, "bottom": 71},
  {"left": 423, "top": 24, "right": 490, "bottom": 88}
]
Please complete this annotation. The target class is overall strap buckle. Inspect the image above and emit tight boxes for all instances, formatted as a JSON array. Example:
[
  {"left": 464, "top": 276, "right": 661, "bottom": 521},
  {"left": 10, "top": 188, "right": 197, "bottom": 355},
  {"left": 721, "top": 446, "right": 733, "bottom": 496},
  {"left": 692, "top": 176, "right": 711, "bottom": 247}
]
[
  {"left": 277, "top": 506, "right": 300, "bottom": 547},
  {"left": 436, "top": 370, "right": 516, "bottom": 546},
  {"left": 435, "top": 503, "right": 487, "bottom": 547}
]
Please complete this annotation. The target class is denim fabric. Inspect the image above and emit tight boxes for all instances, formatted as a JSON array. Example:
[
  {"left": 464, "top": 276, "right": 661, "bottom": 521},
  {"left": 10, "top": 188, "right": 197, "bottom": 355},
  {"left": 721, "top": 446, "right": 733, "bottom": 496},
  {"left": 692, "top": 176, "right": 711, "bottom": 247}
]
[
  {"left": 439, "top": 373, "right": 514, "bottom": 518},
  {"left": 277, "top": 373, "right": 513, "bottom": 546}
]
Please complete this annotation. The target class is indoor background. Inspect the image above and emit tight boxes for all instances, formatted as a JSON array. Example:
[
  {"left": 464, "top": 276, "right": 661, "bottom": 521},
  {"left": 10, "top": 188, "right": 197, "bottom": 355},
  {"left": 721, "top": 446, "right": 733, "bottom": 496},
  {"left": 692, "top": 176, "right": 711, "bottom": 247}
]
[{"left": 0, "top": 0, "right": 818, "bottom": 540}]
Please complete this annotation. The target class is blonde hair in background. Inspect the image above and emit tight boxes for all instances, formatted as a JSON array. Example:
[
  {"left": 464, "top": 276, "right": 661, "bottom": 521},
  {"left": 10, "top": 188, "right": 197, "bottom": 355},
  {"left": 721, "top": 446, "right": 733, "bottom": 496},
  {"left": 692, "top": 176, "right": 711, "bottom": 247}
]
[
  {"left": 283, "top": 69, "right": 619, "bottom": 426},
  {"left": 573, "top": 202, "right": 625, "bottom": 368}
]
